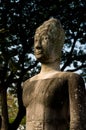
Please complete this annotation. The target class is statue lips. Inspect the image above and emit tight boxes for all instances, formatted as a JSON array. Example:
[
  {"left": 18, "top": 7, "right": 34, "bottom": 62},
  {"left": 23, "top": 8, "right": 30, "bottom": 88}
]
[{"left": 35, "top": 49, "right": 43, "bottom": 55}]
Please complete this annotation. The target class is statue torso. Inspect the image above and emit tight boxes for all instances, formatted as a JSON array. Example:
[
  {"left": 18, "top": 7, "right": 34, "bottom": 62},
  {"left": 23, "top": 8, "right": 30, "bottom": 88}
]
[{"left": 23, "top": 72, "right": 70, "bottom": 130}]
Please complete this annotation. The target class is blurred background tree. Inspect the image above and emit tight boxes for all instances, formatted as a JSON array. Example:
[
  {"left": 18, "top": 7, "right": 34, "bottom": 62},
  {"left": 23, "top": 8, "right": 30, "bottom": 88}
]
[{"left": 0, "top": 0, "right": 86, "bottom": 130}]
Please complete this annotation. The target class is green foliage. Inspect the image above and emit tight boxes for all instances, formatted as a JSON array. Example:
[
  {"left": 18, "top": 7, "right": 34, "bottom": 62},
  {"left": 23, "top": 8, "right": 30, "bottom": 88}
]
[
  {"left": 0, "top": 0, "right": 86, "bottom": 129},
  {"left": 7, "top": 93, "right": 18, "bottom": 123}
]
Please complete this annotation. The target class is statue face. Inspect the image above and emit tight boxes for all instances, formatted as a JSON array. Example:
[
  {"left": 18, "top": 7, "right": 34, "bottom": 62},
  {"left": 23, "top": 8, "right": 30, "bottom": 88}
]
[
  {"left": 34, "top": 31, "right": 56, "bottom": 63},
  {"left": 34, "top": 18, "right": 65, "bottom": 63}
]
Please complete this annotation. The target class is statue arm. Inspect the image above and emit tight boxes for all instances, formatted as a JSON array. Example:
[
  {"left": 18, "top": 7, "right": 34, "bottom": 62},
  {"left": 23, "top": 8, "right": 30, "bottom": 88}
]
[{"left": 68, "top": 73, "right": 86, "bottom": 130}]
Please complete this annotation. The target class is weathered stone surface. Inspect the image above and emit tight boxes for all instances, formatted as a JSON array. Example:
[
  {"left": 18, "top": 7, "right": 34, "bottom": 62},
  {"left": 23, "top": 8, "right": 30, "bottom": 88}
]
[{"left": 23, "top": 72, "right": 86, "bottom": 130}]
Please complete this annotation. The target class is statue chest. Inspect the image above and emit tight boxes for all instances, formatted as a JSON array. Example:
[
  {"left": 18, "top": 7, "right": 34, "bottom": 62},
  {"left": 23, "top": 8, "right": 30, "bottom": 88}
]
[{"left": 24, "top": 78, "right": 68, "bottom": 109}]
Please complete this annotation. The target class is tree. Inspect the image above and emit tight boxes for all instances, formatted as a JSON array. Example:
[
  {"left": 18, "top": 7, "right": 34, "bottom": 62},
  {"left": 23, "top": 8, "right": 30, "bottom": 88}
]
[{"left": 0, "top": 0, "right": 86, "bottom": 129}]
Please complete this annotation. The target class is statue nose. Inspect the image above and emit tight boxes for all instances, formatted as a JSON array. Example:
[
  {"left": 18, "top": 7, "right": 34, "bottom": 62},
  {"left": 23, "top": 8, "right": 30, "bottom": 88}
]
[{"left": 35, "top": 41, "right": 42, "bottom": 49}]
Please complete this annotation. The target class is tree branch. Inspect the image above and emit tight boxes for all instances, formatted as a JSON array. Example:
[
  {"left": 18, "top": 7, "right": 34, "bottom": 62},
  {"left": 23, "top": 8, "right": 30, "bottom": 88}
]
[
  {"left": 66, "top": 64, "right": 86, "bottom": 72},
  {"left": 61, "top": 37, "right": 77, "bottom": 71},
  {"left": 72, "top": 54, "right": 86, "bottom": 61},
  {"left": 61, "top": 30, "right": 85, "bottom": 71}
]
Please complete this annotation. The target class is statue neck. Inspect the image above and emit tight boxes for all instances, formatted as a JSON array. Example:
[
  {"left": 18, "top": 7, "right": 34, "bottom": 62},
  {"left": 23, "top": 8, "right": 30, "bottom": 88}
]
[
  {"left": 40, "top": 60, "right": 60, "bottom": 74},
  {"left": 29, "top": 60, "right": 61, "bottom": 81}
]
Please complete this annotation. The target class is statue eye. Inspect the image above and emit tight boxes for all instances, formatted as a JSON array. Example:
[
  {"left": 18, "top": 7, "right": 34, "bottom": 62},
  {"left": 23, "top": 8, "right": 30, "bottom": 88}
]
[
  {"left": 43, "top": 36, "right": 49, "bottom": 41},
  {"left": 34, "top": 38, "right": 39, "bottom": 42},
  {"left": 44, "top": 36, "right": 48, "bottom": 40}
]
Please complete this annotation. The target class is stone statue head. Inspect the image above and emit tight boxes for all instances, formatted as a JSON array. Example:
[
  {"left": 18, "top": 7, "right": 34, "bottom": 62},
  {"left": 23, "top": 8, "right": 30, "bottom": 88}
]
[{"left": 34, "top": 18, "right": 65, "bottom": 63}]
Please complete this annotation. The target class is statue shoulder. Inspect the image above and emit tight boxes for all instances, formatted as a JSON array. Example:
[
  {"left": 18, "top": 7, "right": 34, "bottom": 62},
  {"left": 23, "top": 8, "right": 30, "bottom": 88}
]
[
  {"left": 61, "top": 71, "right": 83, "bottom": 80},
  {"left": 66, "top": 72, "right": 84, "bottom": 81},
  {"left": 22, "top": 75, "right": 38, "bottom": 88},
  {"left": 59, "top": 72, "right": 85, "bottom": 86},
  {"left": 65, "top": 72, "right": 85, "bottom": 89},
  {"left": 22, "top": 78, "right": 30, "bottom": 89}
]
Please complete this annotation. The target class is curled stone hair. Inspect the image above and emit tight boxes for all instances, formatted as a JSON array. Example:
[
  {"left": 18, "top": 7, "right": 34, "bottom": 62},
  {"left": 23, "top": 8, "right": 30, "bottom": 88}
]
[{"left": 35, "top": 17, "right": 65, "bottom": 59}]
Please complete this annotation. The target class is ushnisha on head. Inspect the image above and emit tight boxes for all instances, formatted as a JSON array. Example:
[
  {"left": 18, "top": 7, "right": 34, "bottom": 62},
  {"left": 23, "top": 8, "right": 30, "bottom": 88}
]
[{"left": 34, "top": 18, "right": 65, "bottom": 61}]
